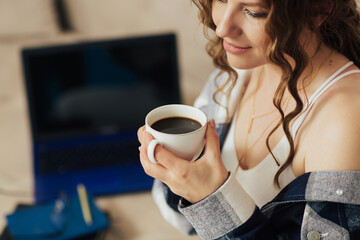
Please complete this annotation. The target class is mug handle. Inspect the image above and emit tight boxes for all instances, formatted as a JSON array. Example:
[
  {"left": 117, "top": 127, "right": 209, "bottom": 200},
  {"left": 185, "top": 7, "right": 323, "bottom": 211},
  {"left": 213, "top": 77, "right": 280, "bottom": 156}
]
[{"left": 147, "top": 139, "right": 160, "bottom": 164}]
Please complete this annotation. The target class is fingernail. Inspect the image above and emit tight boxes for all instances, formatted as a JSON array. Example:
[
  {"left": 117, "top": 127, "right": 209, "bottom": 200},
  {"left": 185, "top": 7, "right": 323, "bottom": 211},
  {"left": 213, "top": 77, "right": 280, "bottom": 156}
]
[{"left": 209, "top": 119, "right": 215, "bottom": 128}]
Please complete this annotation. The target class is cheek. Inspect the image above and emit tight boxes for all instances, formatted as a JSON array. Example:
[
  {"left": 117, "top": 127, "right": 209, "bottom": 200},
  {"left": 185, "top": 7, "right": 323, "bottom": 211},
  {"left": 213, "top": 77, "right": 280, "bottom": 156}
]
[
  {"left": 245, "top": 22, "right": 270, "bottom": 50},
  {"left": 258, "top": 35, "right": 271, "bottom": 53}
]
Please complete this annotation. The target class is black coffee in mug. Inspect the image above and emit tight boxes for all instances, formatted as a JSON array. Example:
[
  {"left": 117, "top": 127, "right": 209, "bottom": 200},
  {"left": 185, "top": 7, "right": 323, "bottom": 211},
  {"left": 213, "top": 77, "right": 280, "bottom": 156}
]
[{"left": 151, "top": 117, "right": 202, "bottom": 134}]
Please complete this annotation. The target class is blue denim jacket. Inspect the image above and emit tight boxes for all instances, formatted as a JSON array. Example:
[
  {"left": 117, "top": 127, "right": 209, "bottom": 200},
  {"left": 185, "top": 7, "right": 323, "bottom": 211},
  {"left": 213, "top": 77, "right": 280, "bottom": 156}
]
[{"left": 151, "top": 69, "right": 360, "bottom": 239}]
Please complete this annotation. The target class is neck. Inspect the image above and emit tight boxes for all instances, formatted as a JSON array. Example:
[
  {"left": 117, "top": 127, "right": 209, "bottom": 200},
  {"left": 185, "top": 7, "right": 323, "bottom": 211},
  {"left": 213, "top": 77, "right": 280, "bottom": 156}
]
[{"left": 258, "top": 44, "right": 334, "bottom": 93}]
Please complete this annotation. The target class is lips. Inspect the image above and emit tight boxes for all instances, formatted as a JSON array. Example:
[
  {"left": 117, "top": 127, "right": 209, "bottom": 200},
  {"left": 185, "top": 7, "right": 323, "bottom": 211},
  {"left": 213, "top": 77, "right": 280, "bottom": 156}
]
[{"left": 223, "top": 40, "right": 252, "bottom": 54}]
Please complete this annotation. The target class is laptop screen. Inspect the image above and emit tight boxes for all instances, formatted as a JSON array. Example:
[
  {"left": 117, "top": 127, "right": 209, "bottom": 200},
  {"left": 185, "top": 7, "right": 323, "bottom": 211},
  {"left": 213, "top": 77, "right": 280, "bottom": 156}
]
[{"left": 22, "top": 33, "right": 181, "bottom": 141}]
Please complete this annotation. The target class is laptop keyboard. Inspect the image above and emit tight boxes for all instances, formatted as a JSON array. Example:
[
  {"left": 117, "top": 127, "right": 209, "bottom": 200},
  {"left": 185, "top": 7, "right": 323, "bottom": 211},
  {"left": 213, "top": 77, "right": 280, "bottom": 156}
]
[{"left": 38, "top": 140, "right": 140, "bottom": 174}]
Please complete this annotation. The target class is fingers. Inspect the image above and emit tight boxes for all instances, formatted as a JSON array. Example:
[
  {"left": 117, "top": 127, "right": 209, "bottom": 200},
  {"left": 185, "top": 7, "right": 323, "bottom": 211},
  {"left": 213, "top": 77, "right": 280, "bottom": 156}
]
[
  {"left": 138, "top": 126, "right": 167, "bottom": 179},
  {"left": 138, "top": 128, "right": 184, "bottom": 180},
  {"left": 139, "top": 130, "right": 190, "bottom": 181},
  {"left": 142, "top": 131, "right": 188, "bottom": 171},
  {"left": 139, "top": 145, "right": 168, "bottom": 182},
  {"left": 137, "top": 125, "right": 145, "bottom": 144},
  {"left": 154, "top": 144, "right": 190, "bottom": 172}
]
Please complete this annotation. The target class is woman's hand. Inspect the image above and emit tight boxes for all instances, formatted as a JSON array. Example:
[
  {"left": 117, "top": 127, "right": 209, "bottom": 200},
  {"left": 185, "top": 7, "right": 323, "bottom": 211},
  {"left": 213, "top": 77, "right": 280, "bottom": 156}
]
[{"left": 137, "top": 119, "right": 229, "bottom": 203}]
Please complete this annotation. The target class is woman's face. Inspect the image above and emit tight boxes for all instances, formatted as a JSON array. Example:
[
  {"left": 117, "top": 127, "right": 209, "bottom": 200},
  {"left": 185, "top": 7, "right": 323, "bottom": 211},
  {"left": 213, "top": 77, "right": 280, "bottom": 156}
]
[{"left": 212, "top": 0, "right": 271, "bottom": 69}]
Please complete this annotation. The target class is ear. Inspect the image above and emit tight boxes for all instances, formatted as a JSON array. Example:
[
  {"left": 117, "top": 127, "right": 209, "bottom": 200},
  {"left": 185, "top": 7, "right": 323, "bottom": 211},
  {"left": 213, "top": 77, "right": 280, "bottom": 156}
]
[{"left": 314, "top": 0, "right": 334, "bottom": 27}]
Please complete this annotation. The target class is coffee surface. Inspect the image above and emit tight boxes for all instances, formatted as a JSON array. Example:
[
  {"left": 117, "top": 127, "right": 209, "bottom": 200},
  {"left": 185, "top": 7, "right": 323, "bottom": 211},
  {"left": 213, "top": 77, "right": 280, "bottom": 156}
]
[{"left": 151, "top": 117, "right": 202, "bottom": 134}]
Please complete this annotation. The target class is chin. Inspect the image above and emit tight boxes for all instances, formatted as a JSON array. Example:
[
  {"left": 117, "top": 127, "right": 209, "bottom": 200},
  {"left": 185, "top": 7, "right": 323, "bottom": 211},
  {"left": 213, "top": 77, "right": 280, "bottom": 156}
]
[
  {"left": 226, "top": 54, "right": 264, "bottom": 70},
  {"left": 227, "top": 60, "right": 261, "bottom": 70}
]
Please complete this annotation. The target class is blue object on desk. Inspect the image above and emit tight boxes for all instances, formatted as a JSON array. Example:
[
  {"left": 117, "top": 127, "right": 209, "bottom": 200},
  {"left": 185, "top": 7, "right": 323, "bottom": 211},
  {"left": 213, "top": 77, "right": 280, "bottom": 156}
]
[{"left": 6, "top": 195, "right": 109, "bottom": 240}]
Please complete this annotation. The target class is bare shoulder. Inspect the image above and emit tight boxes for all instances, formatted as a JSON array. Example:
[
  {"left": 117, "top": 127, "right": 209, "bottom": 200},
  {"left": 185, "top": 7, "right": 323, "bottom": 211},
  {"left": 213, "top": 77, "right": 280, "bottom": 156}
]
[{"left": 303, "top": 71, "right": 360, "bottom": 172}]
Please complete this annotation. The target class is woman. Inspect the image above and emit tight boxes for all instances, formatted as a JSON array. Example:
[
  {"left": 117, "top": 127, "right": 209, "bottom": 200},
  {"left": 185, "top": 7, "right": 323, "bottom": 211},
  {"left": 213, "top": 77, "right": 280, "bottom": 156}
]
[{"left": 138, "top": 0, "right": 360, "bottom": 239}]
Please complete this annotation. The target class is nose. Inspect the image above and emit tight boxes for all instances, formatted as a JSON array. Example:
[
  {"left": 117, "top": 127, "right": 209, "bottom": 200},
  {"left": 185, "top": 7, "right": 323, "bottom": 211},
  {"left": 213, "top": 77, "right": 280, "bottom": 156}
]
[{"left": 215, "top": 6, "right": 242, "bottom": 38}]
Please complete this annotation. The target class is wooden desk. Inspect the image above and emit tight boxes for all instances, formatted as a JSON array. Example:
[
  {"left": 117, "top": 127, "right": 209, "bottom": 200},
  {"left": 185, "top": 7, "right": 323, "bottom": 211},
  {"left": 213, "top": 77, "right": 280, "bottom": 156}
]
[{"left": 96, "top": 193, "right": 199, "bottom": 240}]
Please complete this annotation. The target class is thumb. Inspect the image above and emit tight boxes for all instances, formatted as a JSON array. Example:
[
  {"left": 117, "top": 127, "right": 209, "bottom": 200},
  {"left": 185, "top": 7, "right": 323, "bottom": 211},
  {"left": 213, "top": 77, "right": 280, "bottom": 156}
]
[{"left": 203, "top": 119, "right": 221, "bottom": 159}]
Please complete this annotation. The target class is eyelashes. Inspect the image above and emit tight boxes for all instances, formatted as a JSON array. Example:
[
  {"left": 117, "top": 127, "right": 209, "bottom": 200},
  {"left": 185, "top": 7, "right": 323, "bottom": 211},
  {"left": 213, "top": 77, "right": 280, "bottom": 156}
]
[{"left": 244, "top": 9, "right": 268, "bottom": 18}]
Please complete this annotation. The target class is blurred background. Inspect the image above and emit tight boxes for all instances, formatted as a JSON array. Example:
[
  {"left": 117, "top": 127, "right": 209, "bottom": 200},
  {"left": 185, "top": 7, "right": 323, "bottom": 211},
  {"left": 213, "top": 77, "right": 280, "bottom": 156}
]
[{"left": 0, "top": 0, "right": 214, "bottom": 239}]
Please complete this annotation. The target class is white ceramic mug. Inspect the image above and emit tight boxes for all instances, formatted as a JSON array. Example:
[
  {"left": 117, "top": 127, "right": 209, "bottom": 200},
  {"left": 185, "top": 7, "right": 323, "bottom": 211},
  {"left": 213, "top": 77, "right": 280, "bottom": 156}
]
[{"left": 145, "top": 104, "right": 207, "bottom": 164}]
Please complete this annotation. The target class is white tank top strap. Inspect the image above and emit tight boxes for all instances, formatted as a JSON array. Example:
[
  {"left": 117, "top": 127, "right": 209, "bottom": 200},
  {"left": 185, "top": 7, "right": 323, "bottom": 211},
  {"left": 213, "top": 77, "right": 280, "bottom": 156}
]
[{"left": 291, "top": 61, "right": 360, "bottom": 138}]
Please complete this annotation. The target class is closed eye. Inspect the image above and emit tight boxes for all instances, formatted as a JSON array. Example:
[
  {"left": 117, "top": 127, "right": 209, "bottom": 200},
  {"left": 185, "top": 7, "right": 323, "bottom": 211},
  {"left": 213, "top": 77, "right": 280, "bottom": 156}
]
[{"left": 244, "top": 9, "right": 268, "bottom": 18}]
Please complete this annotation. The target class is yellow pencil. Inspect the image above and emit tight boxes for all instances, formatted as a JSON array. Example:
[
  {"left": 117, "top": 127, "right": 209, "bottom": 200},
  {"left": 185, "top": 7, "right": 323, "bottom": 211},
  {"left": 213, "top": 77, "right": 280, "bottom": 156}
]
[{"left": 77, "top": 183, "right": 93, "bottom": 226}]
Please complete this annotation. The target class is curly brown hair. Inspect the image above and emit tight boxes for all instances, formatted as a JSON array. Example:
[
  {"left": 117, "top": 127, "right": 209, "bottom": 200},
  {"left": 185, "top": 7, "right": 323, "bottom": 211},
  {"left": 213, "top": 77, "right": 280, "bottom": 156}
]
[{"left": 191, "top": 0, "right": 360, "bottom": 187}]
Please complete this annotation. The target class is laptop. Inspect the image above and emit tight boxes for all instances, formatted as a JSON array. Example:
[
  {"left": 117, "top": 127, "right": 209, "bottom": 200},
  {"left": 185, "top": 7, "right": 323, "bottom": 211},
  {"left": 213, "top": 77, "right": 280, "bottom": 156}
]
[{"left": 21, "top": 33, "right": 181, "bottom": 203}]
